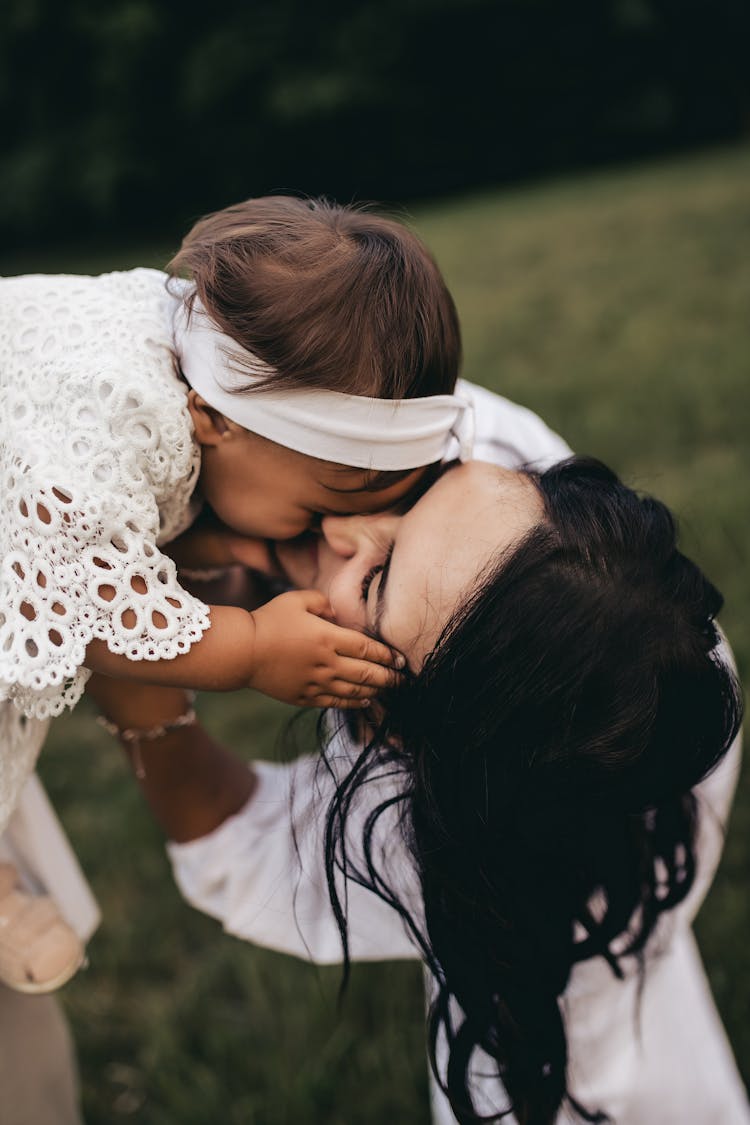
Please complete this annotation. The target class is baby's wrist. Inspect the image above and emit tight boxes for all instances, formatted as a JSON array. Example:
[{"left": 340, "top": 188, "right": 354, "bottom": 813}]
[
  {"left": 243, "top": 609, "right": 266, "bottom": 690},
  {"left": 207, "top": 605, "right": 263, "bottom": 692}
]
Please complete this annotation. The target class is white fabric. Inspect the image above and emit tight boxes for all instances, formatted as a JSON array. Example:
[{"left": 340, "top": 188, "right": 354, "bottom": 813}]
[
  {"left": 0, "top": 268, "right": 209, "bottom": 831},
  {"left": 173, "top": 297, "right": 476, "bottom": 469}
]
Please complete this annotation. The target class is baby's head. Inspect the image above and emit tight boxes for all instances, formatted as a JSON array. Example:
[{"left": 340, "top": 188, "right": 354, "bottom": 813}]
[{"left": 169, "top": 196, "right": 465, "bottom": 539}]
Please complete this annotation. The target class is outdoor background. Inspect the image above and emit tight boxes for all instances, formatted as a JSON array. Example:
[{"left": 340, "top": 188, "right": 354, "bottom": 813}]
[{"left": 1, "top": 2, "right": 748, "bottom": 1122}]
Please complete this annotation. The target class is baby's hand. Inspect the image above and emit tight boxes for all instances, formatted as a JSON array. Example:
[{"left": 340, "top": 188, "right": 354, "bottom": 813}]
[{"left": 248, "top": 590, "right": 405, "bottom": 709}]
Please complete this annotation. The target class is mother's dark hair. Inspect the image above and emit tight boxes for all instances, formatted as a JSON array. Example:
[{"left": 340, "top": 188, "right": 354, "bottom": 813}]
[{"left": 323, "top": 456, "right": 742, "bottom": 1125}]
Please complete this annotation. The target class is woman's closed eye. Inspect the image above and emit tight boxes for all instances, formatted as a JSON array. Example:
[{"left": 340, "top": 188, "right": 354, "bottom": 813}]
[
  {"left": 360, "top": 540, "right": 396, "bottom": 606},
  {"left": 361, "top": 563, "right": 384, "bottom": 603},
  {"left": 362, "top": 542, "right": 396, "bottom": 644}
]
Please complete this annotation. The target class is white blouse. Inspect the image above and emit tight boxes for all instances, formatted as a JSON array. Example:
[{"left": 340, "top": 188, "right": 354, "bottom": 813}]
[{"left": 0, "top": 269, "right": 209, "bottom": 830}]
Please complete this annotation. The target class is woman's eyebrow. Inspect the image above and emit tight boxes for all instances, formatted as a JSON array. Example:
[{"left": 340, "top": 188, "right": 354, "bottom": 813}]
[{"left": 374, "top": 543, "right": 395, "bottom": 637}]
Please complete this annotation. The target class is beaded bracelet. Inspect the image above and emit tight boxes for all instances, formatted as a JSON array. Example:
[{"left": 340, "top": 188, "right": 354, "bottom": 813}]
[{"left": 96, "top": 692, "right": 198, "bottom": 780}]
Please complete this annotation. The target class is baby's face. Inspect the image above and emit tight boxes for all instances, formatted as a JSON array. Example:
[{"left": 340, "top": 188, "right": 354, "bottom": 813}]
[{"left": 196, "top": 423, "right": 429, "bottom": 539}]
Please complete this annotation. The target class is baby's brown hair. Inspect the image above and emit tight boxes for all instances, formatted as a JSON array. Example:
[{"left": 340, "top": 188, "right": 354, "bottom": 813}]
[{"left": 168, "top": 196, "right": 461, "bottom": 400}]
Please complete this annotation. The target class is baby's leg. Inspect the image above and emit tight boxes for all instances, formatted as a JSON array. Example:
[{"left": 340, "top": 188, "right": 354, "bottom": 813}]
[{"left": 0, "top": 982, "right": 82, "bottom": 1124}]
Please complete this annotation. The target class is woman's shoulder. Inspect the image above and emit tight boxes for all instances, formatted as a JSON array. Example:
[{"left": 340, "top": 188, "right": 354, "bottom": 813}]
[{"left": 457, "top": 379, "right": 573, "bottom": 471}]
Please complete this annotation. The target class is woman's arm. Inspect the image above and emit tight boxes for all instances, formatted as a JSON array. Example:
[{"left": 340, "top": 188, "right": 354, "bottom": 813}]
[
  {"left": 88, "top": 675, "right": 421, "bottom": 963},
  {"left": 85, "top": 675, "right": 255, "bottom": 842}
]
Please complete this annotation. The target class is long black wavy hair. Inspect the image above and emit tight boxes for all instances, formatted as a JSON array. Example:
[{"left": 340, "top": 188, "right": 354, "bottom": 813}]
[{"left": 321, "top": 457, "right": 742, "bottom": 1125}]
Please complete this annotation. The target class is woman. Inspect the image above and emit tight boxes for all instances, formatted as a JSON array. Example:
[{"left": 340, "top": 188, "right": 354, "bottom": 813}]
[{"left": 91, "top": 455, "right": 746, "bottom": 1125}]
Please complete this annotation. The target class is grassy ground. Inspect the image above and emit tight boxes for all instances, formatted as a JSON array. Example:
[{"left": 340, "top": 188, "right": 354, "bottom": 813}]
[{"left": 5, "top": 143, "right": 749, "bottom": 1121}]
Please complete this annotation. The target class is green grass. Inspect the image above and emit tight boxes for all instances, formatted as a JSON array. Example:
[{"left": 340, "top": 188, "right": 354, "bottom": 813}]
[{"left": 9, "top": 143, "right": 750, "bottom": 1121}]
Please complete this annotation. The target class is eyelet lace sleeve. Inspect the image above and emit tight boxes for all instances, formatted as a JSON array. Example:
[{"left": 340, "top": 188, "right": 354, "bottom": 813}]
[{"left": 0, "top": 462, "right": 210, "bottom": 720}]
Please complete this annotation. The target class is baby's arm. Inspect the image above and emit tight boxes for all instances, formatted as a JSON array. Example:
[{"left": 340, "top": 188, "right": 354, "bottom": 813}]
[
  {"left": 165, "top": 511, "right": 279, "bottom": 574},
  {"left": 86, "top": 594, "right": 402, "bottom": 708},
  {"left": 86, "top": 516, "right": 403, "bottom": 707}
]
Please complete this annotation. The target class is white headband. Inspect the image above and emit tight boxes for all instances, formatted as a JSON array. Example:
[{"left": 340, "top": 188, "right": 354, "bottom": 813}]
[{"left": 172, "top": 295, "right": 474, "bottom": 471}]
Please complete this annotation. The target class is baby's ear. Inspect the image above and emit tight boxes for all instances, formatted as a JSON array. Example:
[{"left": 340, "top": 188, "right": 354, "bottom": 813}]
[{"left": 187, "top": 390, "right": 230, "bottom": 444}]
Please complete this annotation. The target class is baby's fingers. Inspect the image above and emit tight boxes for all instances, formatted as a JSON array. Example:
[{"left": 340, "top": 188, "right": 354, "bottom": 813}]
[
  {"left": 336, "top": 631, "right": 406, "bottom": 671},
  {"left": 332, "top": 657, "right": 403, "bottom": 692},
  {"left": 313, "top": 694, "right": 373, "bottom": 711}
]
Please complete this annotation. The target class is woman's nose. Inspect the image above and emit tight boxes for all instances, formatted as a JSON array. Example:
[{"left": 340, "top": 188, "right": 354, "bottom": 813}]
[
  {"left": 321, "top": 512, "right": 400, "bottom": 559},
  {"left": 319, "top": 514, "right": 365, "bottom": 558}
]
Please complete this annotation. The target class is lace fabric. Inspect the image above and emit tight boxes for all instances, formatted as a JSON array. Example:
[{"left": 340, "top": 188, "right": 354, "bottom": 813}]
[{"left": 0, "top": 268, "right": 209, "bottom": 830}]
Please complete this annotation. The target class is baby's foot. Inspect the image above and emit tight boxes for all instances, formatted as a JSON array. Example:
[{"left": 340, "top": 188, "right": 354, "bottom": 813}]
[{"left": 0, "top": 863, "right": 85, "bottom": 993}]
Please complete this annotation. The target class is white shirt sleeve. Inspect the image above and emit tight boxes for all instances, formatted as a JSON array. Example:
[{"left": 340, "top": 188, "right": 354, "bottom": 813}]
[{"left": 168, "top": 747, "right": 423, "bottom": 965}]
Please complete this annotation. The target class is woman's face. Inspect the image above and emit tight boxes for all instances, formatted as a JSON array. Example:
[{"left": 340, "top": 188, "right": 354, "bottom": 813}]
[{"left": 276, "top": 461, "right": 544, "bottom": 669}]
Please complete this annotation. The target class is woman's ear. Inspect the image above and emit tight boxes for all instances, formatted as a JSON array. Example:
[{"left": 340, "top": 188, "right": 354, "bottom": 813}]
[{"left": 187, "top": 390, "right": 230, "bottom": 445}]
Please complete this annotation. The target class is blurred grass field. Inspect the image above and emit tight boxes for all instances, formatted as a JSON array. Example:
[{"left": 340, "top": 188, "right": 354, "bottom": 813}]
[{"left": 5, "top": 144, "right": 748, "bottom": 1122}]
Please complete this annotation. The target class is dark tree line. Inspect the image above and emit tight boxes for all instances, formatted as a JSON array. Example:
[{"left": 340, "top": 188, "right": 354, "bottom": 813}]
[{"left": 0, "top": 0, "right": 747, "bottom": 247}]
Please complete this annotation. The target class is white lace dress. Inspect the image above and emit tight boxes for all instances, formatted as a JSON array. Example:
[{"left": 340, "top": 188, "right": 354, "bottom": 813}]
[{"left": 0, "top": 268, "right": 210, "bottom": 832}]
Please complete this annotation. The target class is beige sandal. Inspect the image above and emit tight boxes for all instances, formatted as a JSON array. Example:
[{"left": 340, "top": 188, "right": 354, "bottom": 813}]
[{"left": 0, "top": 863, "right": 85, "bottom": 994}]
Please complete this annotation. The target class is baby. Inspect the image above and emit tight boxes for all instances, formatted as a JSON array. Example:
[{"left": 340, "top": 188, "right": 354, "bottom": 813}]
[{"left": 0, "top": 196, "right": 472, "bottom": 991}]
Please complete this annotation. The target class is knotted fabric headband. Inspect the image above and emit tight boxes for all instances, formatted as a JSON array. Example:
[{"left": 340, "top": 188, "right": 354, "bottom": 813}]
[{"left": 172, "top": 295, "right": 475, "bottom": 471}]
